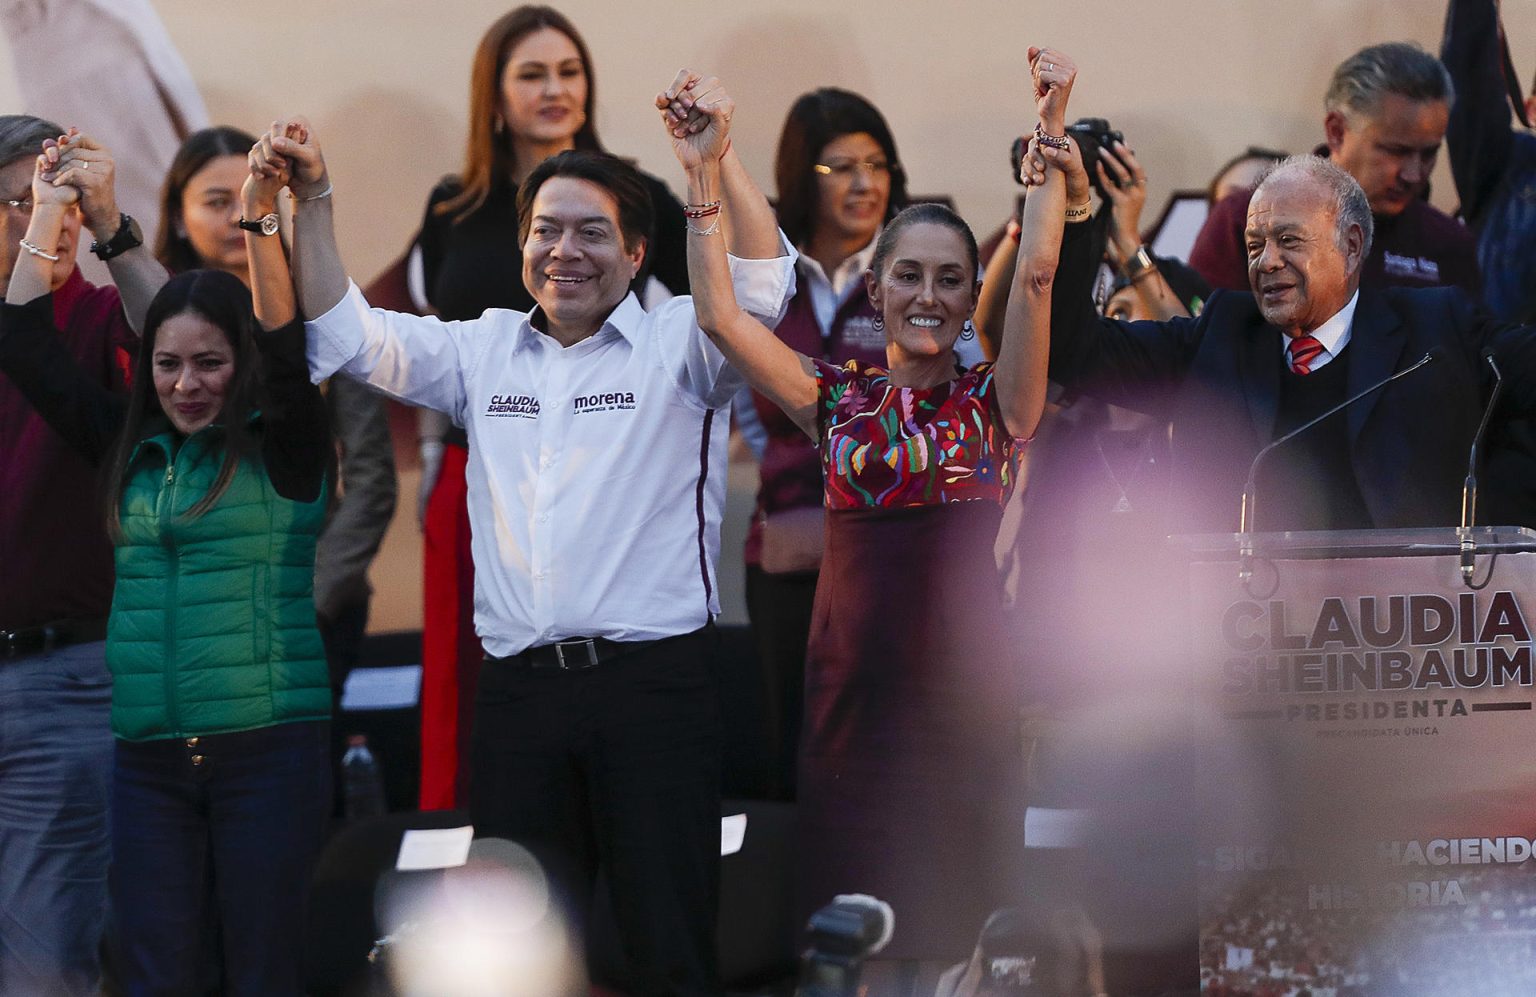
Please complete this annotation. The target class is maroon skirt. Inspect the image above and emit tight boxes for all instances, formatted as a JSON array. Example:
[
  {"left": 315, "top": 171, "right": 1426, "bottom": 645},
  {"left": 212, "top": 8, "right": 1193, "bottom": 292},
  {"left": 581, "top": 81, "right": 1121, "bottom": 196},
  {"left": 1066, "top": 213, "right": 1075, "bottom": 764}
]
[{"left": 797, "top": 499, "right": 1024, "bottom": 959}]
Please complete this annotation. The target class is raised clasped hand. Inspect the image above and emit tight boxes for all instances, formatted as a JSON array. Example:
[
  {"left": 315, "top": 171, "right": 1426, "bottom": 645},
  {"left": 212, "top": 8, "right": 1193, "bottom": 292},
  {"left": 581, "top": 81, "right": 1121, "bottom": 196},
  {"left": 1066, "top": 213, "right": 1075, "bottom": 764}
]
[
  {"left": 1027, "top": 46, "right": 1078, "bottom": 135},
  {"left": 656, "top": 69, "right": 734, "bottom": 169},
  {"left": 258, "top": 117, "right": 327, "bottom": 196},
  {"left": 38, "top": 128, "right": 116, "bottom": 228}
]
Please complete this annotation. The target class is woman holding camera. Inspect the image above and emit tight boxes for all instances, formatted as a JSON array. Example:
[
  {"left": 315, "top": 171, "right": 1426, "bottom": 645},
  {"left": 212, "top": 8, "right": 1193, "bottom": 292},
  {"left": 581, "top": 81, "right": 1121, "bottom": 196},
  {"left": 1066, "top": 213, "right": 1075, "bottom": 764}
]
[
  {"left": 0, "top": 130, "right": 332, "bottom": 994},
  {"left": 665, "top": 48, "right": 1077, "bottom": 964}
]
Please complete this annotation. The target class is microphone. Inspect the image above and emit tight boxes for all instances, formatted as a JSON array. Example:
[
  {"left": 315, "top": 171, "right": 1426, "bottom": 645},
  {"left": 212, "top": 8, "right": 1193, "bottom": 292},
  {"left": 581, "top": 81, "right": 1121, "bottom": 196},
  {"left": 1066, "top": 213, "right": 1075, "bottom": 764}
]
[
  {"left": 1238, "top": 349, "right": 1439, "bottom": 581},
  {"left": 1460, "top": 350, "right": 1504, "bottom": 584}
]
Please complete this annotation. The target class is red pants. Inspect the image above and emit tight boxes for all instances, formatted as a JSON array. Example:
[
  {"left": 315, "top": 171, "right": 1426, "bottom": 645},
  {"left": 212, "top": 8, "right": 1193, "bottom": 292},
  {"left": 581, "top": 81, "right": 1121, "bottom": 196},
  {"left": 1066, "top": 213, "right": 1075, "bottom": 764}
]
[{"left": 418, "top": 443, "right": 482, "bottom": 809}]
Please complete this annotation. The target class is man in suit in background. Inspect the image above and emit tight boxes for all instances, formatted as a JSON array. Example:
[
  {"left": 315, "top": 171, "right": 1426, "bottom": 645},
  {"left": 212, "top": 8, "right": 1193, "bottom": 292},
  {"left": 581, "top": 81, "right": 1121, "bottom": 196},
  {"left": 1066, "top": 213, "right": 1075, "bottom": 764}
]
[{"left": 1047, "top": 155, "right": 1535, "bottom": 534}]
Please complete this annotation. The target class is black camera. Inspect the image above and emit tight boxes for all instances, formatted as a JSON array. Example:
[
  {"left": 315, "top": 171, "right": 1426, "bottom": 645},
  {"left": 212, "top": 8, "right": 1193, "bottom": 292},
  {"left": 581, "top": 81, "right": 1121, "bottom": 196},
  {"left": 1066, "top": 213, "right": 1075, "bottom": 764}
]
[
  {"left": 795, "top": 894, "right": 894, "bottom": 997},
  {"left": 1067, "top": 118, "right": 1125, "bottom": 198},
  {"left": 1009, "top": 118, "right": 1126, "bottom": 199}
]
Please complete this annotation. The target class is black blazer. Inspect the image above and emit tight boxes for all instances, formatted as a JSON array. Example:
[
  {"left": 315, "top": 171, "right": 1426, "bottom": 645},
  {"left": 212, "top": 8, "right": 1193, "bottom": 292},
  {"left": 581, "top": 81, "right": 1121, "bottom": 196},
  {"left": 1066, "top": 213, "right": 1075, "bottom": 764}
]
[{"left": 1046, "top": 224, "right": 1536, "bottom": 534}]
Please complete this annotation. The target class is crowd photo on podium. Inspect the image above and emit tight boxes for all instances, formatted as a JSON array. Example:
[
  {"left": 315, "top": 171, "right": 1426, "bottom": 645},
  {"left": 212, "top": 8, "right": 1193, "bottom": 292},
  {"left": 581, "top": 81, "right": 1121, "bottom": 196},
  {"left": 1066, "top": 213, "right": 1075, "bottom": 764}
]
[{"left": 5, "top": 0, "right": 1536, "bottom": 995}]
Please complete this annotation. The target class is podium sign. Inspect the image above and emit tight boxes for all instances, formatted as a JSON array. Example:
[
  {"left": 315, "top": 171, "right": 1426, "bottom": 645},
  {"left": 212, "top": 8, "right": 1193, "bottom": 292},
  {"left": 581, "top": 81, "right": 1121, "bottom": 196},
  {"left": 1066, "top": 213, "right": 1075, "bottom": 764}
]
[{"left": 1184, "top": 528, "right": 1536, "bottom": 995}]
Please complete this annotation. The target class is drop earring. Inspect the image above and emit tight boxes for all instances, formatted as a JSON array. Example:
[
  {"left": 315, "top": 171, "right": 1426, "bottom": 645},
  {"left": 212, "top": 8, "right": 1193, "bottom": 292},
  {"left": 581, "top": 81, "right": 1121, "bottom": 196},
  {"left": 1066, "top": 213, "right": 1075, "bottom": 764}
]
[{"left": 872, "top": 314, "right": 885, "bottom": 333}]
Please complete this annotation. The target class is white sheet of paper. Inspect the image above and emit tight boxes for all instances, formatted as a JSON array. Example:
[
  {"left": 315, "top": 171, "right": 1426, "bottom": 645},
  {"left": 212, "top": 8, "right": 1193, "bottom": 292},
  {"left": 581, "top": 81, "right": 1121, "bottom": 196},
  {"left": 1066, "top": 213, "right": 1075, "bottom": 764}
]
[
  {"left": 340, "top": 664, "right": 422, "bottom": 712},
  {"left": 1023, "top": 806, "right": 1093, "bottom": 848},
  {"left": 396, "top": 826, "right": 474, "bottom": 871},
  {"left": 720, "top": 813, "right": 747, "bottom": 856}
]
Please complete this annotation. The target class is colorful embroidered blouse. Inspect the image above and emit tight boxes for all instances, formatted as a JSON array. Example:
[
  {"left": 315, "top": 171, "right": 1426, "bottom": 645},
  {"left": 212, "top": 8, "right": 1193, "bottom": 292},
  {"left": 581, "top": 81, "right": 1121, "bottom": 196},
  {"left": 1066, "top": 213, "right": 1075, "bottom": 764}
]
[{"left": 815, "top": 359, "right": 1023, "bottom": 510}]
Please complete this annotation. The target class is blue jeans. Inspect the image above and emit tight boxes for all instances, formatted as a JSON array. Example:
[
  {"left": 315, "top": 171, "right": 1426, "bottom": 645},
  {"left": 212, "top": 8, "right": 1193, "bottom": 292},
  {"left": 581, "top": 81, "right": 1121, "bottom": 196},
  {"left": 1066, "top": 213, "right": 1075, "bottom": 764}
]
[
  {"left": 0, "top": 641, "right": 114, "bottom": 997},
  {"left": 110, "top": 720, "right": 331, "bottom": 997}
]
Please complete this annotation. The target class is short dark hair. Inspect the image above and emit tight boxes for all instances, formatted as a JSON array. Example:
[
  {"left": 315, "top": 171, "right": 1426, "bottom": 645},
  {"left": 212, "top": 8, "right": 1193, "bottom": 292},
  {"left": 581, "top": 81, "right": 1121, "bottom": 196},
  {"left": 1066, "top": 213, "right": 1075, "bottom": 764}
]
[
  {"left": 871, "top": 202, "right": 979, "bottom": 283},
  {"left": 0, "top": 114, "right": 63, "bottom": 171},
  {"left": 773, "top": 88, "right": 908, "bottom": 248},
  {"left": 155, "top": 126, "right": 259, "bottom": 274},
  {"left": 104, "top": 270, "right": 262, "bottom": 534},
  {"left": 515, "top": 150, "right": 654, "bottom": 258},
  {"left": 1326, "top": 42, "right": 1454, "bottom": 122}
]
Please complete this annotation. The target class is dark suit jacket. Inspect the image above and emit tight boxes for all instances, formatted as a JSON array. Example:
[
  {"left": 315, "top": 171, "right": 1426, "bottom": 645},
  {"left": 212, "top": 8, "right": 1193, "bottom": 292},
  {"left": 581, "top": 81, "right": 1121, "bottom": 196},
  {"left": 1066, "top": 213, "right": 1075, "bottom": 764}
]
[{"left": 1047, "top": 223, "right": 1536, "bottom": 534}]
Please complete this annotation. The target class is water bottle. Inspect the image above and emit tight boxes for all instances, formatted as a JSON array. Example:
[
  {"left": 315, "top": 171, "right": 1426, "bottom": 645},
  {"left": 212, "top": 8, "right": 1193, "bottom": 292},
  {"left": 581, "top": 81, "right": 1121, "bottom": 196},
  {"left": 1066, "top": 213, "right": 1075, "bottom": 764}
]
[{"left": 341, "top": 733, "right": 387, "bottom": 821}]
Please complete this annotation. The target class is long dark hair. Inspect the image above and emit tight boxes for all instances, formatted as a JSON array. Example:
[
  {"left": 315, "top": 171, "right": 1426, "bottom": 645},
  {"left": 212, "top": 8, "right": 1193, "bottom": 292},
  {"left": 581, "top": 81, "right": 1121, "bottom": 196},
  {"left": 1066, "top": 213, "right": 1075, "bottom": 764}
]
[
  {"left": 154, "top": 126, "right": 258, "bottom": 274},
  {"left": 438, "top": 5, "right": 605, "bottom": 222},
  {"left": 104, "top": 270, "right": 261, "bottom": 536},
  {"left": 773, "top": 88, "right": 907, "bottom": 249}
]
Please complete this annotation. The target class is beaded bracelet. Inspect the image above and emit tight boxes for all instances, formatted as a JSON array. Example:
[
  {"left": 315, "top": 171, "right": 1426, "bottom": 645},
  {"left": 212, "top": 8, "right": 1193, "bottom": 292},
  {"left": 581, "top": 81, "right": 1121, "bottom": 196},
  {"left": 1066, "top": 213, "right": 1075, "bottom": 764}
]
[
  {"left": 1034, "top": 122, "right": 1071, "bottom": 152},
  {"left": 683, "top": 200, "right": 721, "bottom": 219},
  {"left": 19, "top": 239, "right": 59, "bottom": 262}
]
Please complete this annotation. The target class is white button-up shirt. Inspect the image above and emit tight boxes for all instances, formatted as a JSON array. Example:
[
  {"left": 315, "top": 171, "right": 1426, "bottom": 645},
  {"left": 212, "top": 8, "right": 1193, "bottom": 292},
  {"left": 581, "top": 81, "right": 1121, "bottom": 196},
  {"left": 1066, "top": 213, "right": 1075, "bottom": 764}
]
[{"left": 307, "top": 251, "right": 796, "bottom": 656}]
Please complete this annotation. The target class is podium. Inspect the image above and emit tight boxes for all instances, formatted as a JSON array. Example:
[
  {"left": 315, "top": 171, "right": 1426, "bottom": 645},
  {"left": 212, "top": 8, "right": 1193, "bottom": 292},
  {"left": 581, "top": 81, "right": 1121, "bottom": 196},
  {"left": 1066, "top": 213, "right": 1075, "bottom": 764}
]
[{"left": 1176, "top": 526, "right": 1536, "bottom": 994}]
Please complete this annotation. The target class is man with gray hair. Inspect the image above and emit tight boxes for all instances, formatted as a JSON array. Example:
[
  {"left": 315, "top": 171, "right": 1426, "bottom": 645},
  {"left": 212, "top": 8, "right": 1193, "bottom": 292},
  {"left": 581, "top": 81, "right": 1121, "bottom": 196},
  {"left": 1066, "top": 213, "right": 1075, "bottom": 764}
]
[
  {"left": 1190, "top": 42, "right": 1480, "bottom": 298},
  {"left": 0, "top": 114, "right": 166, "bottom": 994},
  {"left": 1045, "top": 153, "right": 1536, "bottom": 534}
]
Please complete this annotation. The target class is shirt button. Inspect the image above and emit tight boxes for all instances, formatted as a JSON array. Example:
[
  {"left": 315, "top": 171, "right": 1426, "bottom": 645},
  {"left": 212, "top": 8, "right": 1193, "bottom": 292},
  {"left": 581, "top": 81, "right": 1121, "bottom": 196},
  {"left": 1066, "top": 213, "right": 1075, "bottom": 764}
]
[
  {"left": 186, "top": 737, "right": 199, "bottom": 747},
  {"left": 191, "top": 754, "right": 205, "bottom": 766}
]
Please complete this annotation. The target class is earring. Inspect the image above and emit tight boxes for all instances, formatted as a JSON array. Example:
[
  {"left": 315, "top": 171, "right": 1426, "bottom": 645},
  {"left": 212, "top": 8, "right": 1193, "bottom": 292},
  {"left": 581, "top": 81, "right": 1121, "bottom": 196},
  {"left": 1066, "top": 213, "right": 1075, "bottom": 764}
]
[
  {"left": 872, "top": 314, "right": 885, "bottom": 333},
  {"left": 962, "top": 319, "right": 976, "bottom": 339},
  {"left": 493, "top": 116, "right": 506, "bottom": 135}
]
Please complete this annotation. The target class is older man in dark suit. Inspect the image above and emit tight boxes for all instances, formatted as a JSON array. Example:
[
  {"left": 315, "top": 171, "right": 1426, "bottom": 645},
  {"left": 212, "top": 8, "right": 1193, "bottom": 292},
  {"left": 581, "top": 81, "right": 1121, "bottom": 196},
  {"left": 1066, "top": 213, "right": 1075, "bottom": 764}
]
[{"left": 1047, "top": 155, "right": 1536, "bottom": 535}]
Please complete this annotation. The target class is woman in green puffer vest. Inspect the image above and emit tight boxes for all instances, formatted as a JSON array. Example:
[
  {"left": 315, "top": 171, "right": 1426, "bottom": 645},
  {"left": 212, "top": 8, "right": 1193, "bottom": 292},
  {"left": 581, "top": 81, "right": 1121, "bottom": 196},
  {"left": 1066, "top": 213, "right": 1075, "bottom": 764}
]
[{"left": 0, "top": 132, "right": 333, "bottom": 995}]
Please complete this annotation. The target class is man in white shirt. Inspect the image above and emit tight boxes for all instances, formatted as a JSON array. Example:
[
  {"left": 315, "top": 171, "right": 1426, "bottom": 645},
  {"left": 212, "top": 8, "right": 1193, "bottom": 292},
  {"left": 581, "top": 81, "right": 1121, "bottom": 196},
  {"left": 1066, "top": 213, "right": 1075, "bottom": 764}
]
[{"left": 256, "top": 91, "right": 791, "bottom": 996}]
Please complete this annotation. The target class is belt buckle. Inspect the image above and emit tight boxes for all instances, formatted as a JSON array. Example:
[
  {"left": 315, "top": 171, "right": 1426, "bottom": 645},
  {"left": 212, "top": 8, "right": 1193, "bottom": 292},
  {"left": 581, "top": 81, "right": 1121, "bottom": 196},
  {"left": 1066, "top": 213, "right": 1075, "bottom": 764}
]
[{"left": 554, "top": 638, "right": 599, "bottom": 670}]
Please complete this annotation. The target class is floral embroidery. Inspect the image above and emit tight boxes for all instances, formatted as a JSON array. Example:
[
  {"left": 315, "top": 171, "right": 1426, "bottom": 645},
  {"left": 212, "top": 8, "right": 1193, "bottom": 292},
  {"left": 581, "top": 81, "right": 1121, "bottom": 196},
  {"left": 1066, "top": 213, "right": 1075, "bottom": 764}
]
[{"left": 816, "top": 359, "right": 1023, "bottom": 510}]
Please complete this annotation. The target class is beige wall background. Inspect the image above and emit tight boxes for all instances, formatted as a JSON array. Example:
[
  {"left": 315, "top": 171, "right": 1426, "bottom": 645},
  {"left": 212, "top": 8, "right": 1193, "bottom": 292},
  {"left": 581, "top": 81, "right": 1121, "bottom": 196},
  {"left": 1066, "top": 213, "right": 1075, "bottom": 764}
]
[{"left": 4, "top": 0, "right": 1534, "bottom": 631}]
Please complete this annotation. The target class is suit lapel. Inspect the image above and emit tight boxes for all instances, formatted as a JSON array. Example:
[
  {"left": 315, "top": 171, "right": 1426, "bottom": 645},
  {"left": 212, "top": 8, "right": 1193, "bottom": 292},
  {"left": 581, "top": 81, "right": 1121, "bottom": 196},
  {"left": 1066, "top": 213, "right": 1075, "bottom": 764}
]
[
  {"left": 1239, "top": 311, "right": 1280, "bottom": 445},
  {"left": 1343, "top": 291, "right": 1406, "bottom": 443}
]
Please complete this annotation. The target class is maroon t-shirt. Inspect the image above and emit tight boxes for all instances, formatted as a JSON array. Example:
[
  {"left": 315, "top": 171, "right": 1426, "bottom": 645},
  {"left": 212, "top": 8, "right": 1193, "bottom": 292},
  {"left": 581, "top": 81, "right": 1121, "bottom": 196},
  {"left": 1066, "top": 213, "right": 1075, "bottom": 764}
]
[
  {"left": 1188, "top": 185, "right": 1482, "bottom": 298},
  {"left": 0, "top": 268, "right": 134, "bottom": 630}
]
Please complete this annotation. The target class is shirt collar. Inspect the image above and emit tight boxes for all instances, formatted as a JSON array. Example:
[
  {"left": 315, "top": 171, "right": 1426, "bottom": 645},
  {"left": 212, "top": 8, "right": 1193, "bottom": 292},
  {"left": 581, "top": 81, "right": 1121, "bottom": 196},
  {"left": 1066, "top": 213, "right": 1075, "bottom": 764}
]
[
  {"left": 519, "top": 291, "right": 644, "bottom": 351},
  {"left": 797, "top": 231, "right": 879, "bottom": 301},
  {"left": 1282, "top": 289, "right": 1358, "bottom": 360}
]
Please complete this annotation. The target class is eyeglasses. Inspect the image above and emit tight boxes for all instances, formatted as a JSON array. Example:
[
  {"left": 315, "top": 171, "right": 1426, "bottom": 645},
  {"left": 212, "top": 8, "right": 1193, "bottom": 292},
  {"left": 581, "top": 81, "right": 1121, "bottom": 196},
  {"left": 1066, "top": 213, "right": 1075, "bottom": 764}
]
[
  {"left": 2, "top": 195, "right": 32, "bottom": 213},
  {"left": 813, "top": 159, "right": 893, "bottom": 180}
]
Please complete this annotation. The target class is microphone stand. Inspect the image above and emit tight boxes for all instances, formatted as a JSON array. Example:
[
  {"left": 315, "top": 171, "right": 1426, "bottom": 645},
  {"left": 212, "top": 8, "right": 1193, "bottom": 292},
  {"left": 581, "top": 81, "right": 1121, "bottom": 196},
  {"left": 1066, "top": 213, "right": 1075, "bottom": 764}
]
[
  {"left": 1460, "top": 352, "right": 1504, "bottom": 585},
  {"left": 1238, "top": 351, "right": 1437, "bottom": 582}
]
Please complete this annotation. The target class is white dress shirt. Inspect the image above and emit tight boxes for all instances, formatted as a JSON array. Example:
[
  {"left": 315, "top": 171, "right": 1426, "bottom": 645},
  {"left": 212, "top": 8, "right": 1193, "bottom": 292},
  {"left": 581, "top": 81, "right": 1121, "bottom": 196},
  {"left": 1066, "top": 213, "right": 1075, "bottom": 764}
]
[
  {"left": 307, "top": 251, "right": 795, "bottom": 656},
  {"left": 1280, "top": 290, "right": 1359, "bottom": 371}
]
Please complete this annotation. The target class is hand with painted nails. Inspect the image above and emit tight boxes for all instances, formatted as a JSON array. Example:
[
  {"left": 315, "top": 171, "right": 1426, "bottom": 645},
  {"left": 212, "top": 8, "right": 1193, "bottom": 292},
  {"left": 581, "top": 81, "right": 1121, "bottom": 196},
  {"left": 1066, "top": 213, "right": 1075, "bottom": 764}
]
[
  {"left": 31, "top": 145, "right": 80, "bottom": 210},
  {"left": 245, "top": 120, "right": 304, "bottom": 211},
  {"left": 656, "top": 69, "right": 735, "bottom": 171},
  {"left": 39, "top": 129, "right": 120, "bottom": 235}
]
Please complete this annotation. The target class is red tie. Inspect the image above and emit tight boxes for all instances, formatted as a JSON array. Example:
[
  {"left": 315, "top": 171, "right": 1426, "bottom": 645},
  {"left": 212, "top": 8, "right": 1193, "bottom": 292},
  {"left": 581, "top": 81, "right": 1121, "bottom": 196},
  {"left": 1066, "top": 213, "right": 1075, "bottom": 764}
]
[{"left": 1288, "top": 335, "right": 1325, "bottom": 375}]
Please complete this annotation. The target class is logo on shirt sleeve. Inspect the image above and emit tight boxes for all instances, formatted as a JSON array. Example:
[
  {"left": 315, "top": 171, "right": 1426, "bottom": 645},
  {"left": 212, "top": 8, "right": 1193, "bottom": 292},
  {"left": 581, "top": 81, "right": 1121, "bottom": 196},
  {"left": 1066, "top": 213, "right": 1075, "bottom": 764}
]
[{"left": 486, "top": 393, "right": 540, "bottom": 419}]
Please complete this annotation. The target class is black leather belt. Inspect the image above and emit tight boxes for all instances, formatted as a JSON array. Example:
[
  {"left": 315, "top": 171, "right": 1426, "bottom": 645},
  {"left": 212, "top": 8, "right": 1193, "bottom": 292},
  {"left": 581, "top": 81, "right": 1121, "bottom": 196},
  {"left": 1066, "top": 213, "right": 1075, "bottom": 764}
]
[
  {"left": 488, "top": 636, "right": 664, "bottom": 671},
  {"left": 2, "top": 618, "right": 109, "bottom": 658}
]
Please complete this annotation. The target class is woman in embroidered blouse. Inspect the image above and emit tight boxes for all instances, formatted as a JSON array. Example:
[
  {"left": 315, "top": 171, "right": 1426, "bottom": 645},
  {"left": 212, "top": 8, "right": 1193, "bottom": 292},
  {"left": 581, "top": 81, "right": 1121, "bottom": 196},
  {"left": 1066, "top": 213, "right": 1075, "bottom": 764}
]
[{"left": 663, "top": 50, "right": 1076, "bottom": 962}]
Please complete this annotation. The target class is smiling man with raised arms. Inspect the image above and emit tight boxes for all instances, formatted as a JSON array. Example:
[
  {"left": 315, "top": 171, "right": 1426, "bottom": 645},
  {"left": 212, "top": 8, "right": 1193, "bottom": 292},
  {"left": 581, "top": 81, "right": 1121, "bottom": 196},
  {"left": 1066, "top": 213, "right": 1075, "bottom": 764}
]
[{"left": 250, "top": 72, "right": 790, "bottom": 995}]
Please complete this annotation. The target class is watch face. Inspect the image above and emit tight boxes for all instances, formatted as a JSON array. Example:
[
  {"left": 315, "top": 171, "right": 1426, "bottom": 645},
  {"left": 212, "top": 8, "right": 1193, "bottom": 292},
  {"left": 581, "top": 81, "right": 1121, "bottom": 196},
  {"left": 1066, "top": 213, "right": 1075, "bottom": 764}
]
[{"left": 260, "top": 213, "right": 280, "bottom": 237}]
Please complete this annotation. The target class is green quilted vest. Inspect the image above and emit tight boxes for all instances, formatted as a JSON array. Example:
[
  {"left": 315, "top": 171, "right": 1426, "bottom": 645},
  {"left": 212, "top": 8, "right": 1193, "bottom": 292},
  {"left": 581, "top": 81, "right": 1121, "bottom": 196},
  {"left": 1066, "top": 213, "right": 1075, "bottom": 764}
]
[{"left": 107, "top": 418, "right": 331, "bottom": 741}]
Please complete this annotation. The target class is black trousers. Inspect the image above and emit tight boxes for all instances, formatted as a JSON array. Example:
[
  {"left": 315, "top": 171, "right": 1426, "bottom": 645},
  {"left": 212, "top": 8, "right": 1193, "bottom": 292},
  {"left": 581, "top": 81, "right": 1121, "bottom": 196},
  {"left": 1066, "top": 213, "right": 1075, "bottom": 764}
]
[
  {"left": 470, "top": 626, "right": 723, "bottom": 997},
  {"left": 743, "top": 566, "right": 818, "bottom": 799}
]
